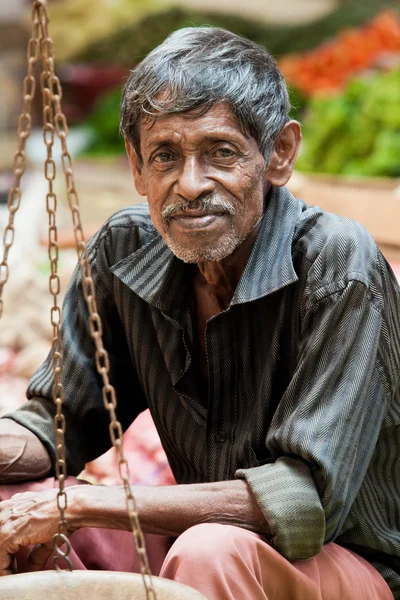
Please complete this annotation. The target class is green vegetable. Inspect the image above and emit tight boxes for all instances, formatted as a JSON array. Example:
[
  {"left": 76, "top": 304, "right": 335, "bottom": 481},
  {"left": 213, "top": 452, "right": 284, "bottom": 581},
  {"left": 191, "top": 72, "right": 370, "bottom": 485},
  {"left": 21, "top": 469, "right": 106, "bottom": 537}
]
[
  {"left": 82, "top": 88, "right": 125, "bottom": 156},
  {"left": 297, "top": 69, "right": 400, "bottom": 177}
]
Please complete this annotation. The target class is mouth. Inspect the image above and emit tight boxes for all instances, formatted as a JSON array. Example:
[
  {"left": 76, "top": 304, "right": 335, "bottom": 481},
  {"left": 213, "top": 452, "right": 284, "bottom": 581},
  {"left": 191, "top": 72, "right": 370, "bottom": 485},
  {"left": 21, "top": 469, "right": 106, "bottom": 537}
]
[{"left": 169, "top": 211, "right": 227, "bottom": 230}]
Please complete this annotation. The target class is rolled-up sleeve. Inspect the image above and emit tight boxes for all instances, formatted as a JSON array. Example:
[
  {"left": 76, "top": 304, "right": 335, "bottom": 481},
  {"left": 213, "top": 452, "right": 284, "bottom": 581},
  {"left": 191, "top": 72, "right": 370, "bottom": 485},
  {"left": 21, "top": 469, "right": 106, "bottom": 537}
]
[
  {"left": 236, "top": 457, "right": 325, "bottom": 559},
  {"left": 236, "top": 279, "right": 387, "bottom": 560},
  {"left": 4, "top": 228, "right": 147, "bottom": 475}
]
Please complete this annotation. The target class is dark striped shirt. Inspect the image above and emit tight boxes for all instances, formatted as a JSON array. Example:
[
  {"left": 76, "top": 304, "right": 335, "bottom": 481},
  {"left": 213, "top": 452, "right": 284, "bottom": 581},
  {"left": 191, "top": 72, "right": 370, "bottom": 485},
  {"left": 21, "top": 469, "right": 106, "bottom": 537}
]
[{"left": 6, "top": 186, "right": 400, "bottom": 597}]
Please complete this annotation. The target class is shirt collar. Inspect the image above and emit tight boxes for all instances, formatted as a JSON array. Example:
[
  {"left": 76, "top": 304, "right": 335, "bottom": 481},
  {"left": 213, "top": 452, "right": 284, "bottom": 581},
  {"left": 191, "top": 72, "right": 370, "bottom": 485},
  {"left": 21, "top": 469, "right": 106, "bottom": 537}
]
[
  {"left": 111, "top": 185, "right": 300, "bottom": 317},
  {"left": 231, "top": 185, "right": 300, "bottom": 305}
]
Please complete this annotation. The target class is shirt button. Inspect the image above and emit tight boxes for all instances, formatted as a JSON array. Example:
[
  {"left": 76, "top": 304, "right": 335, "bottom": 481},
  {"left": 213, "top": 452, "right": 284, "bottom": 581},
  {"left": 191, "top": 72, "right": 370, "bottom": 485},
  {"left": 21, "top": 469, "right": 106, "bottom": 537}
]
[{"left": 215, "top": 430, "right": 227, "bottom": 443}]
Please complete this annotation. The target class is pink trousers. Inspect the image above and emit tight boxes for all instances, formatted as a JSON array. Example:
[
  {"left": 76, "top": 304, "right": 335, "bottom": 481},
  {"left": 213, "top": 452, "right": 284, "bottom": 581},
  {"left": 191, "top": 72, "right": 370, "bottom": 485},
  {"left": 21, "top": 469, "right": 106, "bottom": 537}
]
[{"left": 0, "top": 477, "right": 393, "bottom": 600}]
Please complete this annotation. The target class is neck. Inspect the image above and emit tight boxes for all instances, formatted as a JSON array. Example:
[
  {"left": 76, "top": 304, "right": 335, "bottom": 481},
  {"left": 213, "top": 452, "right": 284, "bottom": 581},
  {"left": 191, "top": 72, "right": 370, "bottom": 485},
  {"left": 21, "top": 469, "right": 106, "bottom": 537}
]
[{"left": 196, "top": 220, "right": 262, "bottom": 310}]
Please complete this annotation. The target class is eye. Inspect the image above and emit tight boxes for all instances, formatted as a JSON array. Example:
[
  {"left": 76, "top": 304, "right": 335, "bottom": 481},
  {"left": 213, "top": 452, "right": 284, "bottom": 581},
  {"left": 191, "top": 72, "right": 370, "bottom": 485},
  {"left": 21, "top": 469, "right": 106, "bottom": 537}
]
[
  {"left": 153, "top": 152, "right": 176, "bottom": 164},
  {"left": 211, "top": 147, "right": 236, "bottom": 159}
]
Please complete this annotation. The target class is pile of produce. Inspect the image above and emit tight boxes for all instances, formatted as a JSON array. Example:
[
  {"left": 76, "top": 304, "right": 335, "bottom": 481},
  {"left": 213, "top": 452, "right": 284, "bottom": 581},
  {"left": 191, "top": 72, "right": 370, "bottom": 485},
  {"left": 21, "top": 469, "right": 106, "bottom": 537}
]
[
  {"left": 82, "top": 410, "right": 175, "bottom": 486},
  {"left": 74, "top": 0, "right": 398, "bottom": 65},
  {"left": 280, "top": 11, "right": 400, "bottom": 97},
  {"left": 296, "top": 68, "right": 400, "bottom": 177}
]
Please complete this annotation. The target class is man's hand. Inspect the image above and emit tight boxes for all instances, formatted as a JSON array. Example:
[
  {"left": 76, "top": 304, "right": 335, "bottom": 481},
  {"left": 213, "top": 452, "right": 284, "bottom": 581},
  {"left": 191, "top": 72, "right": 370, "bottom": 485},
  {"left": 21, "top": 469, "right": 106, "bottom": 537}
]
[{"left": 0, "top": 487, "right": 79, "bottom": 576}]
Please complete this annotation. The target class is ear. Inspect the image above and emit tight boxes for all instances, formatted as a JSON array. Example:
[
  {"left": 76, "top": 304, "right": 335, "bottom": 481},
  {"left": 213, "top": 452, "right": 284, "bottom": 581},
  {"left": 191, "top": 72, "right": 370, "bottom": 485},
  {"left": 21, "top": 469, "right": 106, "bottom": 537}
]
[
  {"left": 125, "top": 140, "right": 147, "bottom": 196},
  {"left": 265, "top": 120, "right": 302, "bottom": 187}
]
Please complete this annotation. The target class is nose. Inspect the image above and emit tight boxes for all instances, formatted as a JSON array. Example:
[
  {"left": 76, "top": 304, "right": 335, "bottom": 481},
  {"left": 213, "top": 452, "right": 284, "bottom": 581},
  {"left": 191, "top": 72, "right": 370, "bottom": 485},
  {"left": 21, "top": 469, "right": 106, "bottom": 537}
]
[{"left": 174, "top": 155, "right": 215, "bottom": 202}]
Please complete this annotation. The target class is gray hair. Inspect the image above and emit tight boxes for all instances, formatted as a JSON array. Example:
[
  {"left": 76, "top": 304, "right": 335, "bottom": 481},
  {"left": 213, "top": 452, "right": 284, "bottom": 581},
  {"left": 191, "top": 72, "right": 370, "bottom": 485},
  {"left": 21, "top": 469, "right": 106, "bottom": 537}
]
[{"left": 120, "top": 26, "right": 290, "bottom": 163}]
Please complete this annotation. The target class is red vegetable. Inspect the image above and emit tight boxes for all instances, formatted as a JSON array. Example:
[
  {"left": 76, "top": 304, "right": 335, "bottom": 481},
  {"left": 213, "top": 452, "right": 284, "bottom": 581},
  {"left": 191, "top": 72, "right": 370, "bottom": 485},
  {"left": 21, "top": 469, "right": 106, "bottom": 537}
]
[{"left": 279, "top": 11, "right": 400, "bottom": 97}]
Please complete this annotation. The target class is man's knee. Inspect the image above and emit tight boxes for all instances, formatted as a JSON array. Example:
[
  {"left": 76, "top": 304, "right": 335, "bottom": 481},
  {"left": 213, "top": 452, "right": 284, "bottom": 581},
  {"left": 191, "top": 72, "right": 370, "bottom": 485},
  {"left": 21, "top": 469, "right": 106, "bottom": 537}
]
[{"left": 164, "top": 523, "right": 258, "bottom": 568}]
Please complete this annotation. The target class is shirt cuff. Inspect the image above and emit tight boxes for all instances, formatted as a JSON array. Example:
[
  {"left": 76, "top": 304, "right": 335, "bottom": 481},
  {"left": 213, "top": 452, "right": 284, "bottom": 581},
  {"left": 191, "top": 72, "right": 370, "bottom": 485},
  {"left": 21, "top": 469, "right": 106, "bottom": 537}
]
[
  {"left": 3, "top": 397, "right": 87, "bottom": 477},
  {"left": 236, "top": 457, "right": 325, "bottom": 560}
]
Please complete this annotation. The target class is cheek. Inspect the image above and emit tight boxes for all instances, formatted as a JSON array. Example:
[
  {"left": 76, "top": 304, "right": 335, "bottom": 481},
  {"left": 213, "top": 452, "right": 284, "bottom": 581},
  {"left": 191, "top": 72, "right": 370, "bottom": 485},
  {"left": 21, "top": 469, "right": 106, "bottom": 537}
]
[
  {"left": 235, "top": 170, "right": 265, "bottom": 221},
  {"left": 145, "top": 180, "right": 168, "bottom": 229},
  {"left": 145, "top": 173, "right": 175, "bottom": 221},
  {"left": 147, "top": 200, "right": 164, "bottom": 234}
]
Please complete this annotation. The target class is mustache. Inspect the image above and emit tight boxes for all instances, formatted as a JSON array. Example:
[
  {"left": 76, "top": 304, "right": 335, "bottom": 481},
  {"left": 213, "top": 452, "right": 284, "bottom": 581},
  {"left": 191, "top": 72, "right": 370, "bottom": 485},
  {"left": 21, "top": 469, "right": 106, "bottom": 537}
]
[{"left": 161, "top": 195, "right": 235, "bottom": 220}]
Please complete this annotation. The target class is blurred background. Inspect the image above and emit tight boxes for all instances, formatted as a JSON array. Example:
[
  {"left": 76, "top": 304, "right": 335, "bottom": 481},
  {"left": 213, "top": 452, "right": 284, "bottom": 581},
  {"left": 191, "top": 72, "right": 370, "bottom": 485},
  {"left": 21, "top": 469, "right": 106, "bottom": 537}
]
[{"left": 1, "top": 0, "right": 400, "bottom": 485}]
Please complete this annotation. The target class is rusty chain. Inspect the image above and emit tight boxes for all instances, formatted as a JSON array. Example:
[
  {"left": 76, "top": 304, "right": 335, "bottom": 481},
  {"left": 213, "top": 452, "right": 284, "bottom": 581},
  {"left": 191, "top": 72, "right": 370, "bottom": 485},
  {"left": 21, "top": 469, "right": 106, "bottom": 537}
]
[
  {"left": 0, "top": 5, "right": 40, "bottom": 319},
  {"left": 37, "top": 3, "right": 72, "bottom": 571},
  {"left": 0, "top": 1, "right": 157, "bottom": 596},
  {"left": 36, "top": 2, "right": 156, "bottom": 596}
]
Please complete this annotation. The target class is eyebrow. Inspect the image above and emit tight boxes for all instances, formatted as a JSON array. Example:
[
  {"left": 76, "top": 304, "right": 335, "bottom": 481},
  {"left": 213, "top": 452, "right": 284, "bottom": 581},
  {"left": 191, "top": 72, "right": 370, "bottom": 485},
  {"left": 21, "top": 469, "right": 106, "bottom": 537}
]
[{"left": 145, "top": 131, "right": 246, "bottom": 151}]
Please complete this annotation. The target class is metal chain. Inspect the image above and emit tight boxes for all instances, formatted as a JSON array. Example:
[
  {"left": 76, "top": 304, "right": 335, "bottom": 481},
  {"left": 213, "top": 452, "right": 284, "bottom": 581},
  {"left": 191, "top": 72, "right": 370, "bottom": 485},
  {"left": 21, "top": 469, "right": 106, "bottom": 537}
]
[
  {"left": 35, "top": 2, "right": 156, "bottom": 596},
  {"left": 36, "top": 3, "right": 72, "bottom": 571},
  {"left": 0, "top": 4, "right": 40, "bottom": 320}
]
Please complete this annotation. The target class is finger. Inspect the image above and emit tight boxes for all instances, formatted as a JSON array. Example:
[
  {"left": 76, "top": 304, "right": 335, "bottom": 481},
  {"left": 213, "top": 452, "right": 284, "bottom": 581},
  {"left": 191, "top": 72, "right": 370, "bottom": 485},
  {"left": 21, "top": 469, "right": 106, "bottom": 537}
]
[
  {"left": 0, "top": 568, "right": 12, "bottom": 577},
  {"left": 28, "top": 541, "right": 53, "bottom": 572},
  {"left": 11, "top": 556, "right": 17, "bottom": 574},
  {"left": 0, "top": 542, "right": 20, "bottom": 575},
  {"left": 0, "top": 554, "right": 18, "bottom": 576}
]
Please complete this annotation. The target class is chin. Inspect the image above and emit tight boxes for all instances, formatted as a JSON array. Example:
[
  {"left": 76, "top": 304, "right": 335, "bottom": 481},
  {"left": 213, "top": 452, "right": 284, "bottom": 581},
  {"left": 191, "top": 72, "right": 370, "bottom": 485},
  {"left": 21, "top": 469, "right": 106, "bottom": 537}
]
[{"left": 164, "top": 231, "right": 244, "bottom": 263}]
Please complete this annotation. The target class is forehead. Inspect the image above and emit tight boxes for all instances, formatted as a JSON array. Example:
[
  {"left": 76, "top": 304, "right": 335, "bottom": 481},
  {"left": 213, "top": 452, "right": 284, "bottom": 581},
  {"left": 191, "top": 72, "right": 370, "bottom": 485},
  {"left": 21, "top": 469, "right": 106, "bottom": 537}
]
[{"left": 139, "top": 103, "right": 250, "bottom": 151}]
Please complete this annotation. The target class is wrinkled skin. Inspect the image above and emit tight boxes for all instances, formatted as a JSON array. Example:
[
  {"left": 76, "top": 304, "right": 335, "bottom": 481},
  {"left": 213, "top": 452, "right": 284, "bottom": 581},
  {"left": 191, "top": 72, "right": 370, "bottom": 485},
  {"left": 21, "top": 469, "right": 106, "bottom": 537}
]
[{"left": 0, "top": 487, "right": 73, "bottom": 575}]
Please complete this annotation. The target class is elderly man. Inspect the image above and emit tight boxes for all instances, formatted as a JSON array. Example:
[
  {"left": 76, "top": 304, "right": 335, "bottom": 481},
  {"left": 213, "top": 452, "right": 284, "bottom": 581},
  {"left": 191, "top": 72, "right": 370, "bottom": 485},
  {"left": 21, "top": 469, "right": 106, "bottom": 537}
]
[{"left": 0, "top": 27, "right": 399, "bottom": 599}]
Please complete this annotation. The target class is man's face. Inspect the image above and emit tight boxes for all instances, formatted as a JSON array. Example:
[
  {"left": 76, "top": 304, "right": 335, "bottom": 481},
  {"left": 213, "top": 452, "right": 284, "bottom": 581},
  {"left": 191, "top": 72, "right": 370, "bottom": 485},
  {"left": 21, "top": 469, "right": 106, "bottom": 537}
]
[{"left": 130, "top": 103, "right": 269, "bottom": 263}]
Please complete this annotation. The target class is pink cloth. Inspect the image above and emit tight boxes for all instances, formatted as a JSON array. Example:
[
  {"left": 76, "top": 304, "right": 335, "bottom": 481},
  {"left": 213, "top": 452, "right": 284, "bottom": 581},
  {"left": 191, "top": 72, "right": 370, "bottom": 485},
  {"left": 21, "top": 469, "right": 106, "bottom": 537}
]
[
  {"left": 82, "top": 410, "right": 175, "bottom": 487},
  {"left": 0, "top": 478, "right": 394, "bottom": 599},
  {"left": 161, "top": 524, "right": 393, "bottom": 600}
]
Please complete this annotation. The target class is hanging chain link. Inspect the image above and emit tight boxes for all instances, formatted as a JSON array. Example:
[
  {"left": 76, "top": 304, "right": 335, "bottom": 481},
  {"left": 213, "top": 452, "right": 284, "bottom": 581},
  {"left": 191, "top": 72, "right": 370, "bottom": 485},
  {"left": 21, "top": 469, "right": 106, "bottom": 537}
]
[
  {"left": 37, "top": 2, "right": 72, "bottom": 572},
  {"left": 0, "top": 6, "right": 40, "bottom": 319},
  {"left": 36, "top": 2, "right": 156, "bottom": 596}
]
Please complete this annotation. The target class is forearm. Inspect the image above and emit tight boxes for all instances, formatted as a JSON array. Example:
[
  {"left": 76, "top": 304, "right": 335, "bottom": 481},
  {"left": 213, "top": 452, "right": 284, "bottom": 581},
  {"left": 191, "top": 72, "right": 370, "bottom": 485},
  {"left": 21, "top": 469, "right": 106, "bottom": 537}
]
[
  {"left": 69, "top": 479, "right": 270, "bottom": 538},
  {"left": 0, "top": 419, "right": 51, "bottom": 482}
]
